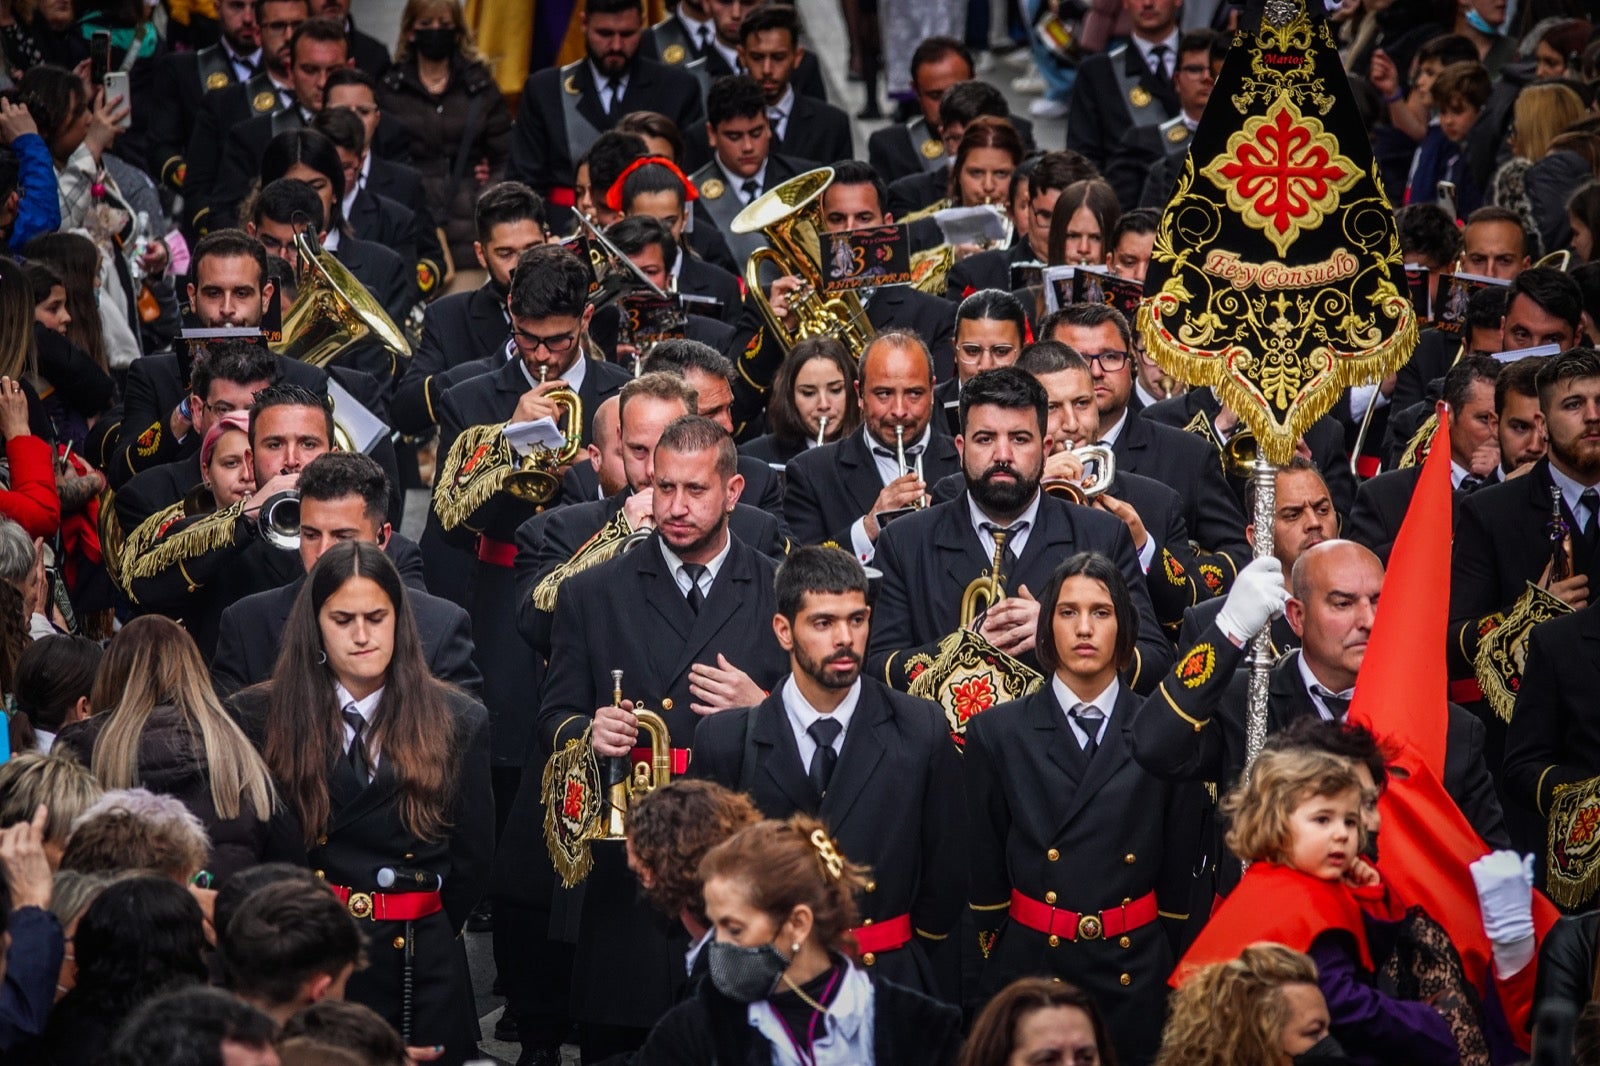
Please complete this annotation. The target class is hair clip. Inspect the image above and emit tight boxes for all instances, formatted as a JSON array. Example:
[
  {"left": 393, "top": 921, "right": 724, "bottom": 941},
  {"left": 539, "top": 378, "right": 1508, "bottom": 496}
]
[{"left": 809, "top": 828, "right": 844, "bottom": 880}]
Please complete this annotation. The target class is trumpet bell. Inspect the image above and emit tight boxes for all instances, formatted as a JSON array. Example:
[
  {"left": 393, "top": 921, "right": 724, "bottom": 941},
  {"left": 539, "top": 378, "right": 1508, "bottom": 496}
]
[
  {"left": 258, "top": 490, "right": 301, "bottom": 551},
  {"left": 1042, "top": 445, "right": 1116, "bottom": 505},
  {"left": 1224, "top": 431, "right": 1258, "bottom": 478}
]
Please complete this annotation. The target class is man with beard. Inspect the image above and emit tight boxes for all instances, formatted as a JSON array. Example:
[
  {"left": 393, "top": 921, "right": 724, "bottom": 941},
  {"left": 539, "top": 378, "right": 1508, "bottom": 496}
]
[
  {"left": 390, "top": 183, "right": 547, "bottom": 437},
  {"left": 1135, "top": 541, "right": 1510, "bottom": 881},
  {"left": 182, "top": 0, "right": 307, "bottom": 232},
  {"left": 867, "top": 367, "right": 1171, "bottom": 694},
  {"left": 147, "top": 0, "right": 262, "bottom": 194},
  {"left": 509, "top": 0, "right": 702, "bottom": 220},
  {"left": 965, "top": 551, "right": 1208, "bottom": 1064},
  {"left": 1453, "top": 348, "right": 1600, "bottom": 798},
  {"left": 690, "top": 546, "right": 968, "bottom": 1000},
  {"left": 782, "top": 332, "right": 960, "bottom": 562},
  {"left": 537, "top": 415, "right": 788, "bottom": 1059},
  {"left": 1350, "top": 356, "right": 1501, "bottom": 566}
]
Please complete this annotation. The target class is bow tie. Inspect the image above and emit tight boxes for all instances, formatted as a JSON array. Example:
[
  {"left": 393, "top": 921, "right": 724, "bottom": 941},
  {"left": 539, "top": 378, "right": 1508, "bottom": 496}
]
[{"left": 874, "top": 444, "right": 925, "bottom": 459}]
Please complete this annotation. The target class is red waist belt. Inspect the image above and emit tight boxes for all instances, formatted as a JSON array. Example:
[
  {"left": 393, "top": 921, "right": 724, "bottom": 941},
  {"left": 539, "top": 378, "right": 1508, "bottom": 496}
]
[
  {"left": 327, "top": 883, "right": 443, "bottom": 922},
  {"left": 1356, "top": 455, "right": 1381, "bottom": 479},
  {"left": 851, "top": 913, "right": 912, "bottom": 955},
  {"left": 1449, "top": 678, "right": 1484, "bottom": 704},
  {"left": 1008, "top": 889, "right": 1158, "bottom": 942},
  {"left": 547, "top": 186, "right": 576, "bottom": 208},
  {"left": 628, "top": 745, "right": 691, "bottom": 774},
  {"left": 476, "top": 535, "right": 516, "bottom": 568}
]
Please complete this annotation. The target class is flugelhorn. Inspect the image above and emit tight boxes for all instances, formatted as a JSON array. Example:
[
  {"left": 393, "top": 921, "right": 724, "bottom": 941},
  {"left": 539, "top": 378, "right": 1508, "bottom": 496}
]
[
  {"left": 503, "top": 365, "right": 583, "bottom": 504},
  {"left": 731, "top": 167, "right": 874, "bottom": 359},
  {"left": 1042, "top": 445, "right": 1116, "bottom": 505},
  {"left": 597, "top": 670, "right": 674, "bottom": 840}
]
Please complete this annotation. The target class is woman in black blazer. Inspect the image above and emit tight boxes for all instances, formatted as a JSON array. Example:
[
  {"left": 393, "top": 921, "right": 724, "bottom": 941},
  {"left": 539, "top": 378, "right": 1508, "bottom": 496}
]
[
  {"left": 229, "top": 541, "right": 492, "bottom": 1065},
  {"left": 738, "top": 338, "right": 860, "bottom": 468}
]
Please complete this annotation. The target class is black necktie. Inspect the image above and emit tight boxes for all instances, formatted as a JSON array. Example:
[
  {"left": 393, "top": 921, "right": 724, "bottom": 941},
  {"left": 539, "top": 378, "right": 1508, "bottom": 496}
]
[
  {"left": 343, "top": 705, "right": 370, "bottom": 781},
  {"left": 1148, "top": 44, "right": 1169, "bottom": 79},
  {"left": 1459, "top": 474, "right": 1482, "bottom": 493},
  {"left": 697, "top": 25, "right": 712, "bottom": 51},
  {"left": 602, "top": 77, "right": 621, "bottom": 114},
  {"left": 808, "top": 718, "right": 843, "bottom": 794},
  {"left": 1582, "top": 488, "right": 1599, "bottom": 550},
  {"left": 1070, "top": 704, "right": 1104, "bottom": 758},
  {"left": 1315, "top": 688, "right": 1351, "bottom": 721},
  {"left": 981, "top": 522, "right": 1025, "bottom": 577},
  {"left": 682, "top": 562, "right": 708, "bottom": 614},
  {"left": 741, "top": 179, "right": 760, "bottom": 204}
]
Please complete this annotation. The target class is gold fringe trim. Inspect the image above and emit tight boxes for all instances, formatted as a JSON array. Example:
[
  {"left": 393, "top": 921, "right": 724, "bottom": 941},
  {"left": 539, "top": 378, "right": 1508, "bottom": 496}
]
[
  {"left": 1138, "top": 286, "right": 1419, "bottom": 468},
  {"left": 1396, "top": 412, "right": 1438, "bottom": 469},
  {"left": 542, "top": 729, "right": 602, "bottom": 889},
  {"left": 432, "top": 423, "right": 514, "bottom": 532},
  {"left": 1473, "top": 580, "right": 1574, "bottom": 723},
  {"left": 120, "top": 500, "right": 245, "bottom": 598},
  {"left": 98, "top": 486, "right": 125, "bottom": 588},
  {"left": 1546, "top": 774, "right": 1600, "bottom": 909},
  {"left": 532, "top": 511, "right": 635, "bottom": 613}
]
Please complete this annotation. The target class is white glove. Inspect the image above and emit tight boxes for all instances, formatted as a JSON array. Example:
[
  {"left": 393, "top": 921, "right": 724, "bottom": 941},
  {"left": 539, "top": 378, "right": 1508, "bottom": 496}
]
[
  {"left": 1472, "top": 850, "right": 1536, "bottom": 976},
  {"left": 1214, "top": 556, "right": 1290, "bottom": 647}
]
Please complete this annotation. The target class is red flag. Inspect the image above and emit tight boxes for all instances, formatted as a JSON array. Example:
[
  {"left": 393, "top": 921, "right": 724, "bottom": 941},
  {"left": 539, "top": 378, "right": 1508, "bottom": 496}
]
[{"left": 1347, "top": 418, "right": 1557, "bottom": 1036}]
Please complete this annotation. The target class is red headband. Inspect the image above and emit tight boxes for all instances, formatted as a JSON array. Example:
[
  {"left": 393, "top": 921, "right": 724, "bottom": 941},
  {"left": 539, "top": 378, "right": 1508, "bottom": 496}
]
[{"left": 605, "top": 155, "right": 699, "bottom": 213}]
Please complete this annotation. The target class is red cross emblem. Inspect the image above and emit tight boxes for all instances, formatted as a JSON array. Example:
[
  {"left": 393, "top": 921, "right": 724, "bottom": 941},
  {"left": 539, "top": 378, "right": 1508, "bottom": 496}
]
[
  {"left": 563, "top": 779, "right": 585, "bottom": 820},
  {"left": 951, "top": 674, "right": 996, "bottom": 723},
  {"left": 1201, "top": 101, "right": 1360, "bottom": 256}
]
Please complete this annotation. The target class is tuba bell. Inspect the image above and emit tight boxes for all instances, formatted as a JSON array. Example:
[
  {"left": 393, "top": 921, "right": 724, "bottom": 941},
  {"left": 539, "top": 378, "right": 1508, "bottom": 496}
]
[
  {"left": 1042, "top": 445, "right": 1116, "bottom": 505},
  {"left": 275, "top": 230, "right": 412, "bottom": 372},
  {"left": 731, "top": 167, "right": 874, "bottom": 359}
]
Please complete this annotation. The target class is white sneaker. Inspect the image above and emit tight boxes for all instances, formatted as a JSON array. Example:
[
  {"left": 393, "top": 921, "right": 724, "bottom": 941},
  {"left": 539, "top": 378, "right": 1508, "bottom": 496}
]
[
  {"left": 1002, "top": 46, "right": 1035, "bottom": 68},
  {"left": 1011, "top": 69, "right": 1045, "bottom": 93},
  {"left": 975, "top": 50, "right": 996, "bottom": 74},
  {"left": 1028, "top": 96, "right": 1070, "bottom": 118}
]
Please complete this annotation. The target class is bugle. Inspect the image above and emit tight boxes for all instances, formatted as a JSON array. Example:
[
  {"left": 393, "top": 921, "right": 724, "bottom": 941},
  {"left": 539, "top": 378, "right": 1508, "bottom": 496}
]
[
  {"left": 503, "top": 365, "right": 583, "bottom": 504},
  {"left": 256, "top": 490, "right": 300, "bottom": 551},
  {"left": 1042, "top": 445, "right": 1116, "bottom": 505},
  {"left": 596, "top": 670, "right": 674, "bottom": 840}
]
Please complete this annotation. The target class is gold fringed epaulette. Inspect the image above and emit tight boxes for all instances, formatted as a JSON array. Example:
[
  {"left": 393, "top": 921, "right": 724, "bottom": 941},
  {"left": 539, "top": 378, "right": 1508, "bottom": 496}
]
[
  {"left": 120, "top": 499, "right": 246, "bottom": 596},
  {"left": 432, "top": 423, "right": 514, "bottom": 532},
  {"left": 542, "top": 729, "right": 603, "bottom": 888},
  {"left": 532, "top": 511, "right": 635, "bottom": 613},
  {"left": 1473, "top": 580, "right": 1574, "bottom": 722},
  {"left": 1546, "top": 774, "right": 1600, "bottom": 908},
  {"left": 1397, "top": 412, "right": 1438, "bottom": 469}
]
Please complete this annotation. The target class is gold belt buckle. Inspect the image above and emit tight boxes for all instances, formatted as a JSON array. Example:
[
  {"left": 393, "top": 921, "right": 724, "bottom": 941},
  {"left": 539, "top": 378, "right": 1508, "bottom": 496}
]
[
  {"left": 1077, "top": 912, "right": 1103, "bottom": 941},
  {"left": 346, "top": 891, "right": 374, "bottom": 920}
]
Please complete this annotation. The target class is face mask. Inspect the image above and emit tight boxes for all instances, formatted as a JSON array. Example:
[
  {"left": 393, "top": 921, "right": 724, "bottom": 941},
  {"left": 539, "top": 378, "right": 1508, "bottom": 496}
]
[
  {"left": 1293, "top": 1035, "right": 1349, "bottom": 1064},
  {"left": 707, "top": 940, "right": 789, "bottom": 1003},
  {"left": 413, "top": 26, "right": 457, "bottom": 61},
  {"left": 1463, "top": 6, "right": 1500, "bottom": 35}
]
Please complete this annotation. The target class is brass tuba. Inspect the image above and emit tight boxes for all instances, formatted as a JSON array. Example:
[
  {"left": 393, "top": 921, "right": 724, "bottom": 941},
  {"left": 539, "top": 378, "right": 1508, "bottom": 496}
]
[
  {"left": 1042, "top": 445, "right": 1116, "bottom": 505},
  {"left": 275, "top": 230, "right": 412, "bottom": 372},
  {"left": 731, "top": 168, "right": 874, "bottom": 359}
]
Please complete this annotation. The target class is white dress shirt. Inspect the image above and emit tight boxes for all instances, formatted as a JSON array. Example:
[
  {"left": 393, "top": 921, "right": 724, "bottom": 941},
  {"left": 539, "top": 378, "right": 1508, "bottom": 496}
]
[
  {"left": 718, "top": 157, "right": 771, "bottom": 204},
  {"left": 1132, "top": 30, "right": 1179, "bottom": 79},
  {"left": 1097, "top": 408, "right": 1129, "bottom": 449},
  {"left": 336, "top": 682, "right": 386, "bottom": 772},
  {"left": 766, "top": 84, "right": 797, "bottom": 142},
  {"left": 518, "top": 348, "right": 588, "bottom": 395},
  {"left": 968, "top": 490, "right": 1041, "bottom": 561},
  {"left": 1051, "top": 674, "right": 1119, "bottom": 749},
  {"left": 1549, "top": 462, "right": 1600, "bottom": 531},
  {"left": 1296, "top": 653, "right": 1353, "bottom": 721},
  {"left": 660, "top": 534, "right": 731, "bottom": 600},
  {"left": 782, "top": 675, "right": 862, "bottom": 767},
  {"left": 588, "top": 62, "right": 630, "bottom": 112}
]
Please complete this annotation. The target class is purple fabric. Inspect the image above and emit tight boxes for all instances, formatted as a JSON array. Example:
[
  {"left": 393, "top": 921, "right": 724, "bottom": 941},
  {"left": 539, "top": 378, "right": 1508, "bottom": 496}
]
[
  {"left": 0, "top": 906, "right": 65, "bottom": 1052},
  {"left": 1307, "top": 930, "right": 1460, "bottom": 1066}
]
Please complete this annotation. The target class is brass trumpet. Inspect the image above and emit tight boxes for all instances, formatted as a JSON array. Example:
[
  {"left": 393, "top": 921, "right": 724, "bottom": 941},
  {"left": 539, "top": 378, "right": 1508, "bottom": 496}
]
[
  {"left": 597, "top": 670, "right": 674, "bottom": 840},
  {"left": 1042, "top": 445, "right": 1116, "bottom": 505},
  {"left": 256, "top": 490, "right": 301, "bottom": 551},
  {"left": 503, "top": 366, "right": 584, "bottom": 504},
  {"left": 960, "top": 526, "right": 1011, "bottom": 628},
  {"left": 896, "top": 425, "right": 926, "bottom": 508},
  {"left": 816, "top": 415, "right": 828, "bottom": 448}
]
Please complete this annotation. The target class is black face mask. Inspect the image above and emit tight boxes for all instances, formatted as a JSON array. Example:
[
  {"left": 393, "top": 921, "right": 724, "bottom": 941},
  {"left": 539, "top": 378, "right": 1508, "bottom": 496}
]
[
  {"left": 413, "top": 26, "right": 457, "bottom": 62},
  {"left": 1293, "top": 1035, "right": 1349, "bottom": 1064}
]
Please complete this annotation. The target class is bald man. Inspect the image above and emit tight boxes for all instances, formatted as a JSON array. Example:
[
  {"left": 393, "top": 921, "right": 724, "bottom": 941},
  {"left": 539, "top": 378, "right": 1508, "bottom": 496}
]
[
  {"left": 1134, "top": 540, "right": 1508, "bottom": 861},
  {"left": 558, "top": 394, "right": 629, "bottom": 504}
]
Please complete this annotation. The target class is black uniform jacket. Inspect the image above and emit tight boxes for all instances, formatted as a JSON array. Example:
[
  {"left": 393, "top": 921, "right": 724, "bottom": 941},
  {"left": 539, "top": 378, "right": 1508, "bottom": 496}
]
[
  {"left": 1133, "top": 627, "right": 1511, "bottom": 850},
  {"left": 228, "top": 684, "right": 492, "bottom": 1063},
  {"left": 392, "top": 284, "right": 511, "bottom": 434},
  {"left": 691, "top": 680, "right": 970, "bottom": 994},
  {"left": 782, "top": 427, "right": 960, "bottom": 549},
  {"left": 1345, "top": 464, "right": 1473, "bottom": 566},
  {"left": 965, "top": 683, "right": 1206, "bottom": 1065},
  {"left": 866, "top": 490, "right": 1173, "bottom": 693},
  {"left": 1449, "top": 458, "right": 1597, "bottom": 679},
  {"left": 211, "top": 575, "right": 480, "bottom": 697},
  {"left": 1066, "top": 44, "right": 1179, "bottom": 170},
  {"left": 513, "top": 492, "right": 789, "bottom": 657},
  {"left": 1504, "top": 607, "right": 1600, "bottom": 829}
]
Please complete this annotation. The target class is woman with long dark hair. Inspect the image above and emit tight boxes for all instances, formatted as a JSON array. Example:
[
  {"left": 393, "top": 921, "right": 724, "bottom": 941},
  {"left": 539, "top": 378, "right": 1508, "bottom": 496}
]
[
  {"left": 1047, "top": 179, "right": 1121, "bottom": 267},
  {"left": 739, "top": 337, "right": 860, "bottom": 467},
  {"left": 229, "top": 541, "right": 492, "bottom": 1064}
]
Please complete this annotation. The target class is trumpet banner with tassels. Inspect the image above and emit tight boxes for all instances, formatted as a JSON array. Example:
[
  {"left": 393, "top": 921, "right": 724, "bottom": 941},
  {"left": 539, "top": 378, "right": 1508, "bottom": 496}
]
[{"left": 1136, "top": 0, "right": 1417, "bottom": 462}]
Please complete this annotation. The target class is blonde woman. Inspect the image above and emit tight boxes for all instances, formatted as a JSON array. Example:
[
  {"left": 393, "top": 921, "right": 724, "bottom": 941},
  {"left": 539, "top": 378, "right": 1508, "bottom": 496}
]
[
  {"left": 54, "top": 616, "right": 281, "bottom": 883},
  {"left": 1157, "top": 943, "right": 1335, "bottom": 1066},
  {"left": 1491, "top": 82, "right": 1587, "bottom": 256}
]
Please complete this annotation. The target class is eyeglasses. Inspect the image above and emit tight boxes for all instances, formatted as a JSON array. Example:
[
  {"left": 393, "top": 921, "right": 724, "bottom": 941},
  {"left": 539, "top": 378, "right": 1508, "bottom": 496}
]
[
  {"left": 256, "top": 233, "right": 299, "bottom": 256},
  {"left": 1082, "top": 350, "right": 1129, "bottom": 371},
  {"left": 512, "top": 326, "right": 579, "bottom": 355},
  {"left": 956, "top": 343, "right": 1018, "bottom": 365}
]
